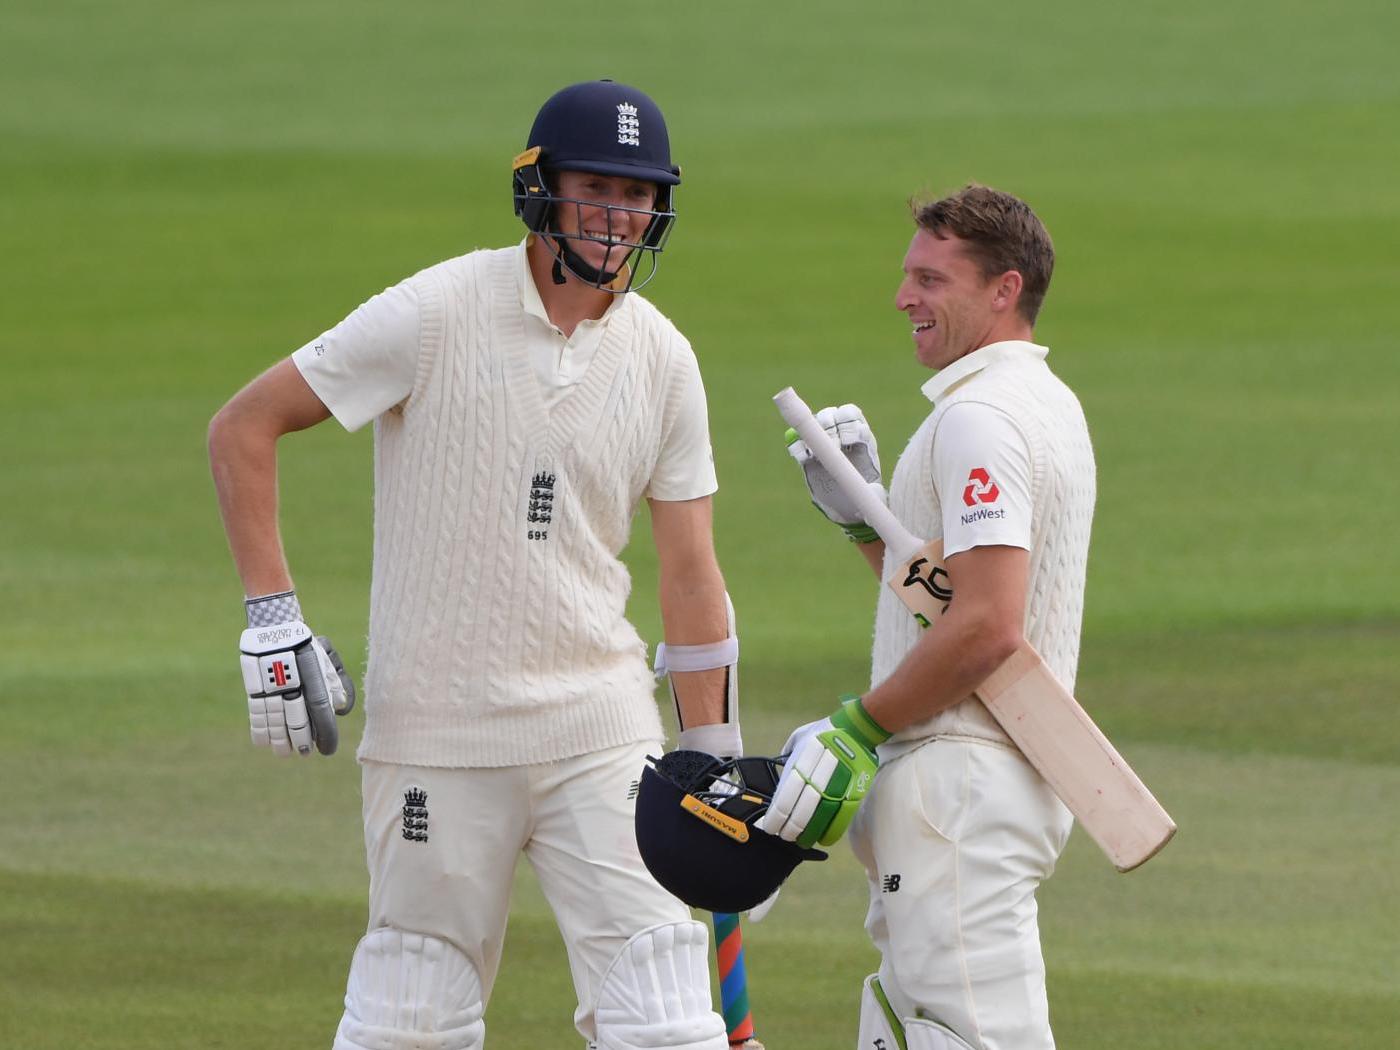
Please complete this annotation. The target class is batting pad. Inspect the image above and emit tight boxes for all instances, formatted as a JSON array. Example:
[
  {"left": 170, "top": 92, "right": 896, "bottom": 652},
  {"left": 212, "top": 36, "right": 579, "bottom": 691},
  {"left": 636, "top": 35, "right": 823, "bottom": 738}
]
[
  {"left": 858, "top": 973, "right": 905, "bottom": 1049},
  {"left": 859, "top": 974, "right": 977, "bottom": 1050},
  {"left": 906, "top": 1018, "right": 977, "bottom": 1050},
  {"left": 333, "top": 928, "right": 484, "bottom": 1050},
  {"left": 594, "top": 921, "right": 728, "bottom": 1050}
]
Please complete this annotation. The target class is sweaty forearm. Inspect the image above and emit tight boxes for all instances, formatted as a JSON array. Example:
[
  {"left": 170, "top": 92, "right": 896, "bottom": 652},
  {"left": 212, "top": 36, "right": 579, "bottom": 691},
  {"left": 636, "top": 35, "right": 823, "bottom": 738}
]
[{"left": 208, "top": 411, "right": 294, "bottom": 596}]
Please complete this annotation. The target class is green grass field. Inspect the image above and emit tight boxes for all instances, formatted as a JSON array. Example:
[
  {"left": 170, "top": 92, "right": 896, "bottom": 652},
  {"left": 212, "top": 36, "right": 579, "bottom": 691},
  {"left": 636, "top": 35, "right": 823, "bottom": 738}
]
[{"left": 2, "top": 1, "right": 1398, "bottom": 1047}]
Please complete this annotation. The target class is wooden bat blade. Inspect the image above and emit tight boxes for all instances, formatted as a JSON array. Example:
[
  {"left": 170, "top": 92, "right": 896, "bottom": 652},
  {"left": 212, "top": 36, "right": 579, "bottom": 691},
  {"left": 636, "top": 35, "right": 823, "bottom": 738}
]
[
  {"left": 978, "top": 646, "right": 1177, "bottom": 871},
  {"left": 773, "top": 385, "right": 1176, "bottom": 872}
]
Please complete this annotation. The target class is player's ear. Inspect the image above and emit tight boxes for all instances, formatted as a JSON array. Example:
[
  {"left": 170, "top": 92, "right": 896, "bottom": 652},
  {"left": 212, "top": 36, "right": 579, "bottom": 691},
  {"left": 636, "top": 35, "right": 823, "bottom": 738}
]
[{"left": 990, "top": 270, "right": 1023, "bottom": 313}]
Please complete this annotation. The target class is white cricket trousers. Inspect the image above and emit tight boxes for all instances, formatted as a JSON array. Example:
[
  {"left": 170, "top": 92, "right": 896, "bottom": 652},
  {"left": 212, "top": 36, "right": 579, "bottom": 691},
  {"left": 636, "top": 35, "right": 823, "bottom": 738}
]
[
  {"left": 849, "top": 737, "right": 1074, "bottom": 1050},
  {"left": 355, "top": 739, "right": 692, "bottom": 1042}
]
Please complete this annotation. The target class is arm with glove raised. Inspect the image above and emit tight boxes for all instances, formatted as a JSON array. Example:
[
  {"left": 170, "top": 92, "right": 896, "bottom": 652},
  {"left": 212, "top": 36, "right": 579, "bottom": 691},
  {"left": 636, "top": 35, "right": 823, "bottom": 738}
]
[{"left": 785, "top": 403, "right": 888, "bottom": 576}]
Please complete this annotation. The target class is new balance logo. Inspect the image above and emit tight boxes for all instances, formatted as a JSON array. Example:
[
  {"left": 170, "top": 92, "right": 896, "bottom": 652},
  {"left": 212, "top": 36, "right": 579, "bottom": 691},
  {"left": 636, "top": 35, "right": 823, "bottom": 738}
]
[
  {"left": 881, "top": 874, "right": 901, "bottom": 893},
  {"left": 402, "top": 787, "right": 429, "bottom": 843},
  {"left": 627, "top": 779, "right": 640, "bottom": 800}
]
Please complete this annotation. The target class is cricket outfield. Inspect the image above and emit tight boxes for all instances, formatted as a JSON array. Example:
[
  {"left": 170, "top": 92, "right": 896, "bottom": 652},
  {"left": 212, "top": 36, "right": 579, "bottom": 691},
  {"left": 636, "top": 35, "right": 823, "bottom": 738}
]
[{"left": 1, "top": 2, "right": 1396, "bottom": 1047}]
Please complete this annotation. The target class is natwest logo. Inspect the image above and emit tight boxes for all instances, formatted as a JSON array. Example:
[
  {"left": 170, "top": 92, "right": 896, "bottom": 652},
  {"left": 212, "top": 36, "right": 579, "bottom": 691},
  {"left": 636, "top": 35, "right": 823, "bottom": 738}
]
[{"left": 962, "top": 467, "right": 1000, "bottom": 507}]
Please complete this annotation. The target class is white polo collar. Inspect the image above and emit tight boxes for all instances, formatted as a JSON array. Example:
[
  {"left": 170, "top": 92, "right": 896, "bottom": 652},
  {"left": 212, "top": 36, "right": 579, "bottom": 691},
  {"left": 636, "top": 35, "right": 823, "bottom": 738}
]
[
  {"left": 920, "top": 340, "right": 1049, "bottom": 404},
  {"left": 518, "top": 236, "right": 628, "bottom": 330}
]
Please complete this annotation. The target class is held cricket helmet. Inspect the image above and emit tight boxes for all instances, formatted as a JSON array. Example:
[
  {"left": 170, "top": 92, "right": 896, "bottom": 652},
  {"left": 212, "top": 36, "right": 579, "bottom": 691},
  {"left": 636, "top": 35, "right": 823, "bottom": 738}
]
[
  {"left": 513, "top": 80, "right": 681, "bottom": 293},
  {"left": 635, "top": 750, "right": 827, "bottom": 913}
]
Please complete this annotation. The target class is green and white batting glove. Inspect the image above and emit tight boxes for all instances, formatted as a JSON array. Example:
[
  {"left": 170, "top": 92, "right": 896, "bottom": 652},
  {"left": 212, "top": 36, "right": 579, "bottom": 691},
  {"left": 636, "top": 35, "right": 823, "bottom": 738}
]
[
  {"left": 238, "top": 591, "right": 356, "bottom": 758},
  {"left": 755, "top": 695, "right": 890, "bottom": 848},
  {"left": 785, "top": 403, "right": 886, "bottom": 544}
]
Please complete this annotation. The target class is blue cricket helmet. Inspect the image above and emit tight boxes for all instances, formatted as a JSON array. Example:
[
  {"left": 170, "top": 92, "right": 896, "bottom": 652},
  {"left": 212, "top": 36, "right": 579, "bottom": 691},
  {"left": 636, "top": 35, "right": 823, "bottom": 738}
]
[
  {"left": 635, "top": 750, "right": 827, "bottom": 914},
  {"left": 512, "top": 80, "right": 681, "bottom": 291},
  {"left": 525, "top": 79, "right": 680, "bottom": 186}
]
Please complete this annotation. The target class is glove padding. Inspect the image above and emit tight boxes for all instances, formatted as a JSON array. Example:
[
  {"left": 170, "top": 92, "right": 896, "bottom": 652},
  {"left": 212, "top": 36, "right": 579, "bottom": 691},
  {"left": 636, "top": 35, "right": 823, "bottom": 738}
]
[
  {"left": 238, "top": 621, "right": 355, "bottom": 757},
  {"left": 785, "top": 403, "right": 886, "bottom": 543},
  {"left": 756, "top": 696, "right": 890, "bottom": 848}
]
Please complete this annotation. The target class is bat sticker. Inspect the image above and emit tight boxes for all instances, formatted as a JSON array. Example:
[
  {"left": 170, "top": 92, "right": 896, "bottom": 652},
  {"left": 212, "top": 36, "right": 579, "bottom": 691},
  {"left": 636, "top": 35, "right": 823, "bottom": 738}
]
[{"left": 901, "top": 558, "right": 953, "bottom": 604}]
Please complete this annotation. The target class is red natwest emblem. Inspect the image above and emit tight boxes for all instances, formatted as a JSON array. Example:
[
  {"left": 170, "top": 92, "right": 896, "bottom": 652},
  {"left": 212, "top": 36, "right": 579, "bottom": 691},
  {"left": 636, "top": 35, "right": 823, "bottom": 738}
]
[{"left": 962, "top": 468, "right": 1000, "bottom": 507}]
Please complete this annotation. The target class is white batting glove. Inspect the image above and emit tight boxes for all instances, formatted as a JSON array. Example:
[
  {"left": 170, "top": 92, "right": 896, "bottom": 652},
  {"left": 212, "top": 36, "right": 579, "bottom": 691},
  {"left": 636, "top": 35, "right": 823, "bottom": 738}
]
[
  {"left": 756, "top": 696, "right": 889, "bottom": 849},
  {"left": 239, "top": 591, "right": 356, "bottom": 757},
  {"left": 785, "top": 403, "right": 886, "bottom": 543}
]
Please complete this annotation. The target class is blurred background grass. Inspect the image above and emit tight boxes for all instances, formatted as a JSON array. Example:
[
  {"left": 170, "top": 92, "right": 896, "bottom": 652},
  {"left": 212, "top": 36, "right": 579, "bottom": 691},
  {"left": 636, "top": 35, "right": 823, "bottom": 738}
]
[{"left": 1, "top": 1, "right": 1397, "bottom": 1047}]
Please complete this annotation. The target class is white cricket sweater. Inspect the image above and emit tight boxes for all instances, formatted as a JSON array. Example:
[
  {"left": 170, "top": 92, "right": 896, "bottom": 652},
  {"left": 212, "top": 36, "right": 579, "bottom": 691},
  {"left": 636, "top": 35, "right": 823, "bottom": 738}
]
[
  {"left": 358, "top": 247, "right": 704, "bottom": 767},
  {"left": 872, "top": 342, "right": 1097, "bottom": 752}
]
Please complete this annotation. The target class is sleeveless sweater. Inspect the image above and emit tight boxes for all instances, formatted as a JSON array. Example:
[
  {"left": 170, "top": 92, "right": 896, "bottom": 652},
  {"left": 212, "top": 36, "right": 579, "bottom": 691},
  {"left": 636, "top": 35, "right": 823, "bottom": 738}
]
[
  {"left": 873, "top": 347, "right": 1097, "bottom": 750},
  {"left": 358, "top": 247, "right": 698, "bottom": 767}
]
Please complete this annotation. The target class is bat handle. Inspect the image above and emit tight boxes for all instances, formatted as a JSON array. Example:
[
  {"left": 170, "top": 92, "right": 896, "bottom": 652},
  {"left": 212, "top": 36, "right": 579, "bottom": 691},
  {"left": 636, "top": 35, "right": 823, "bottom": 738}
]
[
  {"left": 773, "top": 386, "right": 923, "bottom": 559},
  {"left": 711, "top": 912, "right": 757, "bottom": 1046}
]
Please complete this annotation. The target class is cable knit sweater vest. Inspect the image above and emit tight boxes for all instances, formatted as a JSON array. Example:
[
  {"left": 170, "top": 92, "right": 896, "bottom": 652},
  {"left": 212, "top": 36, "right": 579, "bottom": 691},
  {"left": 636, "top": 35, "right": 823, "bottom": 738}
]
[
  {"left": 358, "top": 247, "right": 695, "bottom": 767},
  {"left": 873, "top": 353, "right": 1097, "bottom": 751}
]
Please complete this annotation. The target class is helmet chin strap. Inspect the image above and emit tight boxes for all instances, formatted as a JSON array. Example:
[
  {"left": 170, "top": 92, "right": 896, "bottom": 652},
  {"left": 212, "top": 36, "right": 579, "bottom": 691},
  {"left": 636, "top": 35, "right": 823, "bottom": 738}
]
[{"left": 549, "top": 233, "right": 624, "bottom": 288}]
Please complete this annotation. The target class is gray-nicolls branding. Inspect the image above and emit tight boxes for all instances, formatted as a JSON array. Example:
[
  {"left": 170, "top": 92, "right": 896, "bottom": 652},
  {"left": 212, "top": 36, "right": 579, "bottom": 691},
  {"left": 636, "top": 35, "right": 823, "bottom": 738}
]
[{"left": 256, "top": 626, "right": 302, "bottom": 645}]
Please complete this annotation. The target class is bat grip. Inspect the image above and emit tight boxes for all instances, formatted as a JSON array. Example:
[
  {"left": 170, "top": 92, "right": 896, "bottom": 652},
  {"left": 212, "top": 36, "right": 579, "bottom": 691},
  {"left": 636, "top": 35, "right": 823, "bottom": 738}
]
[
  {"left": 773, "top": 387, "right": 923, "bottom": 560},
  {"left": 712, "top": 912, "right": 756, "bottom": 1045}
]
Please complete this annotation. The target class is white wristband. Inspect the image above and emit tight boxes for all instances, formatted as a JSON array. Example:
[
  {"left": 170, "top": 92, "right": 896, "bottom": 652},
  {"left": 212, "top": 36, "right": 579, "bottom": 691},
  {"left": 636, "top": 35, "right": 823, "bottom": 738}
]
[
  {"left": 653, "top": 636, "right": 739, "bottom": 678},
  {"left": 245, "top": 590, "right": 303, "bottom": 629},
  {"left": 678, "top": 723, "right": 743, "bottom": 759}
]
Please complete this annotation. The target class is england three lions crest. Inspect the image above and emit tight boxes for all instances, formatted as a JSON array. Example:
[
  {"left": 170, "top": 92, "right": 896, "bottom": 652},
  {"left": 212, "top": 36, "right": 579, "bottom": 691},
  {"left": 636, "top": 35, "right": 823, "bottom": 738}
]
[
  {"left": 616, "top": 102, "right": 640, "bottom": 146},
  {"left": 526, "top": 469, "right": 556, "bottom": 541},
  {"left": 402, "top": 787, "right": 428, "bottom": 843}
]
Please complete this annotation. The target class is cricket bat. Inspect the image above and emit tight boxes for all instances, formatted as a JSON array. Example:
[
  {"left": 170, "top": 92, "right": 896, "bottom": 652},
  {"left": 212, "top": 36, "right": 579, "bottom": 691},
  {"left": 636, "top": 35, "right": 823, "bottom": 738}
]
[{"left": 774, "top": 387, "right": 1176, "bottom": 872}]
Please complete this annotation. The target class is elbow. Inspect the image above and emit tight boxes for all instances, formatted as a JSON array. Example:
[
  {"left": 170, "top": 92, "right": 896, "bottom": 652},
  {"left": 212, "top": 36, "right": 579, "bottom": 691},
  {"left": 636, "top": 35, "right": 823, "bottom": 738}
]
[
  {"left": 207, "top": 398, "right": 250, "bottom": 468},
  {"left": 207, "top": 398, "right": 265, "bottom": 471},
  {"left": 967, "top": 617, "right": 1023, "bottom": 680},
  {"left": 207, "top": 403, "right": 233, "bottom": 463},
  {"left": 986, "top": 624, "right": 1023, "bottom": 668}
]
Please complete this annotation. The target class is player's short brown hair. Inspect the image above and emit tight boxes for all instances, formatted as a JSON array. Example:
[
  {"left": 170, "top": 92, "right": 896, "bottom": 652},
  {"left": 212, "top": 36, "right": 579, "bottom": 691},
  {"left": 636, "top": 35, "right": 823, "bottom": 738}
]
[{"left": 910, "top": 184, "right": 1055, "bottom": 325}]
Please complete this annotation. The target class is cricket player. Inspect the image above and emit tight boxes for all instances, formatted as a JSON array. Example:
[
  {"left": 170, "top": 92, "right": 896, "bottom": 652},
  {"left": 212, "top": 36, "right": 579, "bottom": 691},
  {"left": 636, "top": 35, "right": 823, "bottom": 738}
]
[
  {"left": 208, "top": 80, "right": 737, "bottom": 1050},
  {"left": 758, "top": 185, "right": 1095, "bottom": 1049}
]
